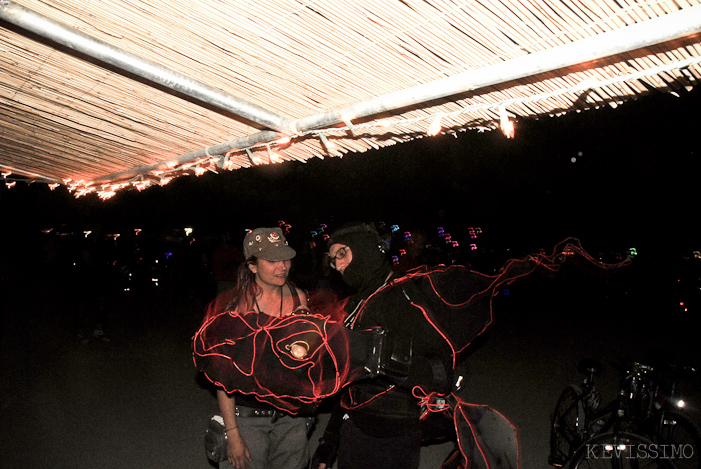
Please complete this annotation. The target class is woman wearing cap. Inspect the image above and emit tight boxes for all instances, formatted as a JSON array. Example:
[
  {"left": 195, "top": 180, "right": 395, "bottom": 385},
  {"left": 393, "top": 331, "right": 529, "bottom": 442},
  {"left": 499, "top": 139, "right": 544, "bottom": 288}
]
[{"left": 209, "top": 227, "right": 313, "bottom": 469}]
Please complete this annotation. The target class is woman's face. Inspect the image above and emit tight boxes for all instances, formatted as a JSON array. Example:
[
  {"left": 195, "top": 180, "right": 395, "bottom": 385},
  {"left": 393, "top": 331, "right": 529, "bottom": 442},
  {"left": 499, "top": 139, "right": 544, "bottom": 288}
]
[{"left": 249, "top": 258, "right": 291, "bottom": 288}]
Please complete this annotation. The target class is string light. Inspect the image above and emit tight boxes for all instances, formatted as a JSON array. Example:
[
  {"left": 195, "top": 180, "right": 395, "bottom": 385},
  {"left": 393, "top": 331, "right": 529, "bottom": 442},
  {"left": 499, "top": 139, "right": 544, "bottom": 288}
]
[
  {"left": 246, "top": 148, "right": 262, "bottom": 165},
  {"left": 427, "top": 115, "right": 443, "bottom": 136},
  {"left": 499, "top": 106, "right": 515, "bottom": 138},
  {"left": 266, "top": 144, "right": 282, "bottom": 164},
  {"left": 217, "top": 154, "right": 229, "bottom": 169},
  {"left": 319, "top": 133, "right": 337, "bottom": 154},
  {"left": 74, "top": 186, "right": 96, "bottom": 198},
  {"left": 98, "top": 190, "right": 116, "bottom": 200},
  {"left": 10, "top": 55, "right": 699, "bottom": 199},
  {"left": 222, "top": 152, "right": 235, "bottom": 170}
]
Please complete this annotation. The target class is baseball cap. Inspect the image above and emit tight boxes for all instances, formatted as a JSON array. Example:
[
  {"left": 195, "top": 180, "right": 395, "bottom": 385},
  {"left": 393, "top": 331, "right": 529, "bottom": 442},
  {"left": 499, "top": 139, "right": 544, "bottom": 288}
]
[{"left": 243, "top": 227, "right": 296, "bottom": 261}]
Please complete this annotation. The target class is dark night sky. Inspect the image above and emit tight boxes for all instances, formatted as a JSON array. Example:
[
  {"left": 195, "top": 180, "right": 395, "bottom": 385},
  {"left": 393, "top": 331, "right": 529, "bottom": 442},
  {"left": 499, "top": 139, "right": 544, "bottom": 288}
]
[{"left": 2, "top": 86, "right": 699, "bottom": 256}]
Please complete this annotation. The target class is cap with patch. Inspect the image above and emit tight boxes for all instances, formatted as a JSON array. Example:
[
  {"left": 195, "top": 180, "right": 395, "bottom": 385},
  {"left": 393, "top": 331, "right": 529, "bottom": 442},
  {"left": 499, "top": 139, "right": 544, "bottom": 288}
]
[{"left": 243, "top": 227, "right": 296, "bottom": 261}]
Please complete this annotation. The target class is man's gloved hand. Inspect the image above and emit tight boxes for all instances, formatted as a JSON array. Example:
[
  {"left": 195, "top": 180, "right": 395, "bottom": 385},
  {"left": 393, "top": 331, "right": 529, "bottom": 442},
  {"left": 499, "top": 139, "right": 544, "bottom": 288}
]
[{"left": 310, "top": 431, "right": 339, "bottom": 469}]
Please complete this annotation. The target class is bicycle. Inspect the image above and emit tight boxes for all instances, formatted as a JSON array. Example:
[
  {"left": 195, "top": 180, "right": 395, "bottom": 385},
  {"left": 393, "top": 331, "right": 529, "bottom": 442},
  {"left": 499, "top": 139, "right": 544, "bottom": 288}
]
[
  {"left": 638, "top": 363, "right": 701, "bottom": 469},
  {"left": 548, "top": 358, "right": 700, "bottom": 468}
]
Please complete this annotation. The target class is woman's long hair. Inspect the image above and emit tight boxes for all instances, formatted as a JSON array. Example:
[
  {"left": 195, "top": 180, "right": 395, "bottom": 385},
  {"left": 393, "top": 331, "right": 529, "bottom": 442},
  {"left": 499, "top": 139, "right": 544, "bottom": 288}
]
[
  {"left": 203, "top": 257, "right": 261, "bottom": 319},
  {"left": 224, "top": 257, "right": 261, "bottom": 311}
]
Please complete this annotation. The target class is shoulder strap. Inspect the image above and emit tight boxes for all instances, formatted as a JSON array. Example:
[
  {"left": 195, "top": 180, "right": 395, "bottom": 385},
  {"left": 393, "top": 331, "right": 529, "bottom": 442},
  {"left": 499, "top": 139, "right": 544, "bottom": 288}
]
[{"left": 286, "top": 281, "right": 301, "bottom": 309}]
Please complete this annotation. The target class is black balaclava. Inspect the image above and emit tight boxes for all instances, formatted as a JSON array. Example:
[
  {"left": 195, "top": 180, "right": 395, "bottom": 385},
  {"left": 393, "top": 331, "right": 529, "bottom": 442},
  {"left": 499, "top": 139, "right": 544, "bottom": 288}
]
[{"left": 328, "top": 222, "right": 392, "bottom": 294}]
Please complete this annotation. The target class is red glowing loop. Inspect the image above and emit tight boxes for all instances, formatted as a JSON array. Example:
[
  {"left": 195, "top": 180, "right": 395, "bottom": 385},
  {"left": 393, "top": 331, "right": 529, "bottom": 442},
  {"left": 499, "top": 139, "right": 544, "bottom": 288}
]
[
  {"left": 412, "top": 387, "right": 448, "bottom": 413},
  {"left": 194, "top": 238, "right": 627, "bottom": 420},
  {"left": 193, "top": 309, "right": 353, "bottom": 413}
]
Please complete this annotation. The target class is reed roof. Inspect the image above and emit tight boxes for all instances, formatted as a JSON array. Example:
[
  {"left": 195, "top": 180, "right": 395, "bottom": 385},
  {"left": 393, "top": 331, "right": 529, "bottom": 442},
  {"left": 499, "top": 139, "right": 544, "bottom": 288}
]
[{"left": 1, "top": 0, "right": 700, "bottom": 198}]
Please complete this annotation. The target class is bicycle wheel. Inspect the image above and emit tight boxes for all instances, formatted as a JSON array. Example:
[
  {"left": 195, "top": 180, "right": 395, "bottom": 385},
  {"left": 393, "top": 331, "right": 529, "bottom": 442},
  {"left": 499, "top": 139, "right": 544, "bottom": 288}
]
[
  {"left": 568, "top": 432, "right": 677, "bottom": 469},
  {"left": 646, "top": 410, "right": 701, "bottom": 469},
  {"left": 549, "top": 385, "right": 587, "bottom": 466}
]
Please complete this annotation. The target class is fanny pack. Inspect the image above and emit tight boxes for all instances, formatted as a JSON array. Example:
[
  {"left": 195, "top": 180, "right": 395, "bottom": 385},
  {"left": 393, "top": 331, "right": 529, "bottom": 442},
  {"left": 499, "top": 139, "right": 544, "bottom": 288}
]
[
  {"left": 203, "top": 409, "right": 289, "bottom": 462},
  {"left": 203, "top": 415, "right": 227, "bottom": 462}
]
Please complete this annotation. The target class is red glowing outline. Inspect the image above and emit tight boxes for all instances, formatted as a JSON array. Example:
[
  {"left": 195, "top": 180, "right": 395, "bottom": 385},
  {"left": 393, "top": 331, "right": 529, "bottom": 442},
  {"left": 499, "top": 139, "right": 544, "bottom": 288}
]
[
  {"left": 454, "top": 398, "right": 521, "bottom": 469},
  {"left": 193, "top": 309, "right": 351, "bottom": 413}
]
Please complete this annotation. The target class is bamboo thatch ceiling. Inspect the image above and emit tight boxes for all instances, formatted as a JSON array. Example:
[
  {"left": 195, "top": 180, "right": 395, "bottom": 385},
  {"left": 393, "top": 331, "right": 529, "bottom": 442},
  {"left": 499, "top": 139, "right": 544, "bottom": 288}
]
[{"left": 1, "top": 0, "right": 700, "bottom": 199}]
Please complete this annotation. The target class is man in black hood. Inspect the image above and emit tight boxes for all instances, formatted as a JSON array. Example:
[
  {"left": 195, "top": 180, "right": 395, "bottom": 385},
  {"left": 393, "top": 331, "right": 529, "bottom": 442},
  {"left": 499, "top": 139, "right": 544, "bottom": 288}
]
[
  {"left": 324, "top": 222, "right": 394, "bottom": 325},
  {"left": 312, "top": 222, "right": 454, "bottom": 469}
]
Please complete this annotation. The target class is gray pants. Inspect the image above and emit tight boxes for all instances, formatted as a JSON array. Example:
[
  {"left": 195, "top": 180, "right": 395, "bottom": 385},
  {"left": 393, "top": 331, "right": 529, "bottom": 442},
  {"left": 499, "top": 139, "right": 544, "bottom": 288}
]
[{"left": 219, "top": 415, "right": 314, "bottom": 469}]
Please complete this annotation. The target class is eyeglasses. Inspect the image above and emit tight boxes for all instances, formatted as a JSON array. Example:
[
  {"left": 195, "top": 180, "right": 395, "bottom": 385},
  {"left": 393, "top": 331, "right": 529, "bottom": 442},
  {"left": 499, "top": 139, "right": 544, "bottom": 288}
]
[{"left": 325, "top": 246, "right": 348, "bottom": 268}]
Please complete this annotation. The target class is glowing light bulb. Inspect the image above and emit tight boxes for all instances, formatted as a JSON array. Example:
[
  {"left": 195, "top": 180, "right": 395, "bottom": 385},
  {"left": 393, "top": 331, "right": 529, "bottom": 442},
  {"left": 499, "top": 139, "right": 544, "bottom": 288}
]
[
  {"left": 267, "top": 144, "right": 282, "bottom": 163},
  {"left": 246, "top": 148, "right": 262, "bottom": 165},
  {"left": 499, "top": 106, "right": 515, "bottom": 138},
  {"left": 217, "top": 154, "right": 229, "bottom": 169},
  {"left": 427, "top": 116, "right": 442, "bottom": 136},
  {"left": 319, "top": 133, "right": 337, "bottom": 152},
  {"left": 501, "top": 119, "right": 515, "bottom": 138}
]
